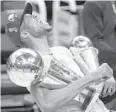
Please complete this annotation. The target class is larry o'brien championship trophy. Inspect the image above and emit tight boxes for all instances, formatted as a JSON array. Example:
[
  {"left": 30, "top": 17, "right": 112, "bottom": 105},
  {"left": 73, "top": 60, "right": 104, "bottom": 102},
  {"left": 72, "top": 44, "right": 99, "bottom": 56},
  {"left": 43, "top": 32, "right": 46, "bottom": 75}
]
[{"left": 70, "top": 36, "right": 105, "bottom": 112}]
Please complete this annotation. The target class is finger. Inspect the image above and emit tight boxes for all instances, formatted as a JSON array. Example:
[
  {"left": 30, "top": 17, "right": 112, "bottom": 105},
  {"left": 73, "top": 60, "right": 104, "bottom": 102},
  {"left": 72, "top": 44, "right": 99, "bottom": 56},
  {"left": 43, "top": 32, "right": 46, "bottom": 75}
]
[
  {"left": 107, "top": 86, "right": 112, "bottom": 96},
  {"left": 30, "top": 80, "right": 37, "bottom": 89},
  {"left": 102, "top": 85, "right": 108, "bottom": 97},
  {"left": 34, "top": 70, "right": 43, "bottom": 84},
  {"left": 110, "top": 85, "right": 116, "bottom": 95},
  {"left": 100, "top": 63, "right": 113, "bottom": 78}
]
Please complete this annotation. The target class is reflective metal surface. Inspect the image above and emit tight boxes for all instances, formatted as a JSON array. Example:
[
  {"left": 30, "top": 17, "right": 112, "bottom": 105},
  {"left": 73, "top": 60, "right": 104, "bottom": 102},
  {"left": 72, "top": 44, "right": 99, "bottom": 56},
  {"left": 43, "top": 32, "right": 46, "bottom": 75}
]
[
  {"left": 40, "top": 55, "right": 81, "bottom": 89},
  {"left": 6, "top": 48, "right": 44, "bottom": 87},
  {"left": 70, "top": 36, "right": 99, "bottom": 71},
  {"left": 71, "top": 36, "right": 93, "bottom": 48},
  {"left": 80, "top": 47, "right": 99, "bottom": 71},
  {"left": 70, "top": 36, "right": 104, "bottom": 112}
]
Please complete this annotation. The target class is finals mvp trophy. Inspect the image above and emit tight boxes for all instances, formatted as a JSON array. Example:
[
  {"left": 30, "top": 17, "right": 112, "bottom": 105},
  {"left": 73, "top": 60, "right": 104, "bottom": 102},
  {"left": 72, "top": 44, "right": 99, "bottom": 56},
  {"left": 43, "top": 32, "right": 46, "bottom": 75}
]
[{"left": 70, "top": 36, "right": 105, "bottom": 112}]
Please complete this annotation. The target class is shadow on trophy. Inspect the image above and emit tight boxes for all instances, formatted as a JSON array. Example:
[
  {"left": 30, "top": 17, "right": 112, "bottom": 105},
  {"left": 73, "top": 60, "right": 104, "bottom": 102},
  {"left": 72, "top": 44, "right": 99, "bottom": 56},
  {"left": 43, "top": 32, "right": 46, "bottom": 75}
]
[{"left": 70, "top": 35, "right": 105, "bottom": 112}]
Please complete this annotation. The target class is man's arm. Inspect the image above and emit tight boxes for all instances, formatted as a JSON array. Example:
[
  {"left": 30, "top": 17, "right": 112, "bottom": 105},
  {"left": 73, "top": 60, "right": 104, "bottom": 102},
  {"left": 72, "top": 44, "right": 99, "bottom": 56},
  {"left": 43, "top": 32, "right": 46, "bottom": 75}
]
[
  {"left": 30, "top": 75, "right": 92, "bottom": 112},
  {"left": 29, "top": 63, "right": 112, "bottom": 112}
]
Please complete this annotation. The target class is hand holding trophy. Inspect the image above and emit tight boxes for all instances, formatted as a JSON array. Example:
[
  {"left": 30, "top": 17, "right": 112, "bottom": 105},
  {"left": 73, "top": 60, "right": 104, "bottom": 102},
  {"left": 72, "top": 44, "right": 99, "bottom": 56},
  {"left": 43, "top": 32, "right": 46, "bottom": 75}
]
[{"left": 70, "top": 35, "right": 111, "bottom": 112}]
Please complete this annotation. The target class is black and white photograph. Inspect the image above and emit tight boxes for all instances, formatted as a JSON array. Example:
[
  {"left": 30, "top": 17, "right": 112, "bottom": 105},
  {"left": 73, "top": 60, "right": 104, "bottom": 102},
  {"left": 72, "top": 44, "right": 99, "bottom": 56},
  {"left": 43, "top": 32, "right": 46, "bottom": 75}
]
[{"left": 1, "top": 0, "right": 116, "bottom": 112}]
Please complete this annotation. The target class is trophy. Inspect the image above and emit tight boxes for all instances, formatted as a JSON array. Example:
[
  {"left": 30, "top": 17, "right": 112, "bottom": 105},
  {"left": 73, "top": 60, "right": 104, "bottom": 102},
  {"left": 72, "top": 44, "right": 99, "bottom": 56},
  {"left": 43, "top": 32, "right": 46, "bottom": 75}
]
[
  {"left": 70, "top": 35, "right": 105, "bottom": 112},
  {"left": 6, "top": 48, "right": 44, "bottom": 87},
  {"left": 39, "top": 53, "right": 84, "bottom": 89}
]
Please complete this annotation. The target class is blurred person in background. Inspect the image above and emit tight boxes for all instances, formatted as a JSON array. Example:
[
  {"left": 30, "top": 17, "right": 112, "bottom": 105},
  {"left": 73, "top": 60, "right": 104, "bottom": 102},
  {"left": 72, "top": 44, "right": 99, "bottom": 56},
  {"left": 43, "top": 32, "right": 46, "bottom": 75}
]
[{"left": 82, "top": 1, "right": 116, "bottom": 109}]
